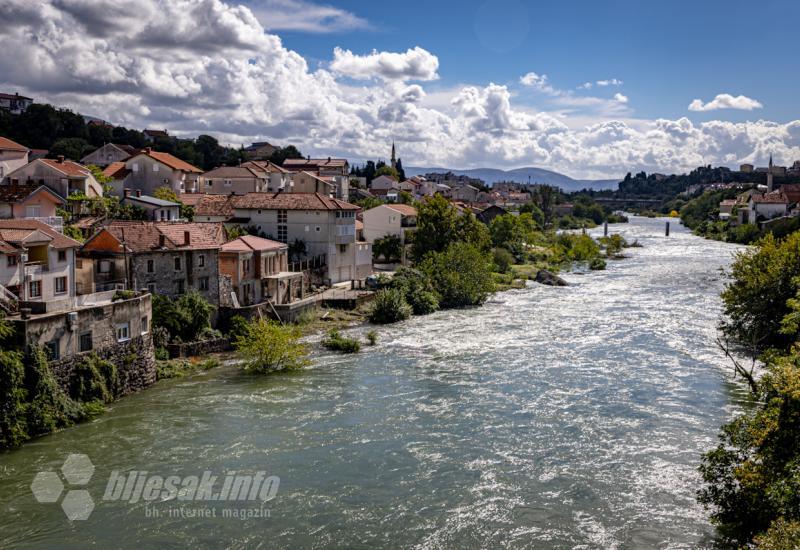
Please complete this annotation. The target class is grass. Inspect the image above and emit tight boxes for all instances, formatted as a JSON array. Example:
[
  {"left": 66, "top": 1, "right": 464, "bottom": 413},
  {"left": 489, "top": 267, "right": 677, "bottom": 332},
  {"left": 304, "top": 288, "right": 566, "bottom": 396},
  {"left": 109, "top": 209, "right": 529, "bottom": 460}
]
[
  {"left": 322, "top": 329, "right": 361, "bottom": 353},
  {"left": 156, "top": 357, "right": 221, "bottom": 380}
]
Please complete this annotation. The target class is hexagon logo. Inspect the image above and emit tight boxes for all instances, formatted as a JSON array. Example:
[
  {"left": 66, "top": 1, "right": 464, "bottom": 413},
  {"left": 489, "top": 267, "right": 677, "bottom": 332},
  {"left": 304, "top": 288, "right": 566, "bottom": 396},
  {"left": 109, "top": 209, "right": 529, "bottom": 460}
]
[{"left": 31, "top": 454, "right": 96, "bottom": 521}]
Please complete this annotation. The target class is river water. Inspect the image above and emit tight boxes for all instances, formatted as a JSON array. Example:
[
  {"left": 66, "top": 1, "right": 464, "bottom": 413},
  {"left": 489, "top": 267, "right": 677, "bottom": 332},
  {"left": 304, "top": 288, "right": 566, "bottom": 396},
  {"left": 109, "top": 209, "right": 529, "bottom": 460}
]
[{"left": 0, "top": 216, "right": 748, "bottom": 549}]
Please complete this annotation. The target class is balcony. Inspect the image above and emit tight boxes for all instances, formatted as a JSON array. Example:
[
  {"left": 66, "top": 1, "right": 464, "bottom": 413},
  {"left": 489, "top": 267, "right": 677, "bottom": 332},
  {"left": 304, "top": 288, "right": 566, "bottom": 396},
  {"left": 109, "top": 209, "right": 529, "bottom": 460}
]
[
  {"left": 24, "top": 262, "right": 49, "bottom": 276},
  {"left": 28, "top": 216, "right": 64, "bottom": 232}
]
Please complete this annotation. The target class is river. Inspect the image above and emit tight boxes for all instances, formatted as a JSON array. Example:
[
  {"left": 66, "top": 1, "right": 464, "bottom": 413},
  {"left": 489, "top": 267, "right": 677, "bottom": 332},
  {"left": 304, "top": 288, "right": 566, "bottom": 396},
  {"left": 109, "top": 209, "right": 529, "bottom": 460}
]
[{"left": 0, "top": 216, "right": 748, "bottom": 549}]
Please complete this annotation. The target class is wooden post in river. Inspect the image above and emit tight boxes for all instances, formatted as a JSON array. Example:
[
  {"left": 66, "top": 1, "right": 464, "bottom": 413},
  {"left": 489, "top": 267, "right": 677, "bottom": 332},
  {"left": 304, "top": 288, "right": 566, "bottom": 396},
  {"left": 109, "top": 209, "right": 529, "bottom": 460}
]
[
  {"left": 665, "top": 221, "right": 670, "bottom": 236},
  {"left": 603, "top": 222, "right": 608, "bottom": 236}
]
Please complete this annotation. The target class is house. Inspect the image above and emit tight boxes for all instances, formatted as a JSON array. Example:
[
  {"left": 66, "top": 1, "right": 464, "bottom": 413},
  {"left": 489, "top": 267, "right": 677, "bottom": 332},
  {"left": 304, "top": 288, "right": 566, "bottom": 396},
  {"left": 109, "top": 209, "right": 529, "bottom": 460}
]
[
  {"left": 362, "top": 204, "right": 417, "bottom": 249},
  {"left": 450, "top": 185, "right": 480, "bottom": 203},
  {"left": 219, "top": 235, "right": 303, "bottom": 307},
  {"left": 350, "top": 187, "right": 374, "bottom": 202},
  {"left": 243, "top": 142, "right": 278, "bottom": 161},
  {"left": 117, "top": 147, "right": 203, "bottom": 196},
  {"left": 199, "top": 165, "right": 267, "bottom": 195},
  {"left": 80, "top": 143, "right": 137, "bottom": 167},
  {"left": 476, "top": 205, "right": 508, "bottom": 225},
  {"left": 120, "top": 190, "right": 182, "bottom": 221},
  {"left": 78, "top": 221, "right": 226, "bottom": 303},
  {"left": 554, "top": 203, "right": 575, "bottom": 217},
  {"left": 740, "top": 163, "right": 754, "bottom": 173},
  {"left": 229, "top": 193, "right": 371, "bottom": 283},
  {"left": 282, "top": 157, "right": 349, "bottom": 177},
  {"left": 718, "top": 199, "right": 737, "bottom": 220},
  {"left": 4, "top": 157, "right": 104, "bottom": 199},
  {"left": 291, "top": 171, "right": 336, "bottom": 195},
  {"left": 102, "top": 161, "right": 131, "bottom": 189},
  {"left": 0, "top": 184, "right": 65, "bottom": 230},
  {"left": 744, "top": 192, "right": 790, "bottom": 225},
  {"left": 398, "top": 179, "right": 421, "bottom": 194},
  {"left": 0, "top": 92, "right": 33, "bottom": 114},
  {"left": 182, "top": 194, "right": 235, "bottom": 223},
  {"left": 241, "top": 160, "right": 293, "bottom": 192},
  {"left": 0, "top": 219, "right": 81, "bottom": 305},
  {"left": 370, "top": 188, "right": 400, "bottom": 203},
  {"left": 370, "top": 175, "right": 399, "bottom": 191},
  {"left": 0, "top": 136, "right": 30, "bottom": 180},
  {"left": 143, "top": 129, "right": 168, "bottom": 142}
]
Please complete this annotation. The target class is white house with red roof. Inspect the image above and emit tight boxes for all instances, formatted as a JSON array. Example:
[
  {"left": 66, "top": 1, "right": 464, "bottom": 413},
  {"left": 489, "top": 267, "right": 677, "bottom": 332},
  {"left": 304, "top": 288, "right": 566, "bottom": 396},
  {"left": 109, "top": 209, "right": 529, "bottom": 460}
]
[
  {"left": 745, "top": 191, "right": 790, "bottom": 224},
  {"left": 118, "top": 147, "right": 203, "bottom": 196},
  {"left": 362, "top": 204, "right": 418, "bottom": 245},
  {"left": 4, "top": 156, "right": 103, "bottom": 198},
  {"left": 0, "top": 136, "right": 29, "bottom": 180}
]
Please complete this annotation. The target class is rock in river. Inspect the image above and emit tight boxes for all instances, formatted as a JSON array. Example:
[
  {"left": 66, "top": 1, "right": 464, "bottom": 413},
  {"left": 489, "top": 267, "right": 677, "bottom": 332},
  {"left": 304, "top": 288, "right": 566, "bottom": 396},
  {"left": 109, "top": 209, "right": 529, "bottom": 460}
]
[{"left": 535, "top": 269, "right": 568, "bottom": 286}]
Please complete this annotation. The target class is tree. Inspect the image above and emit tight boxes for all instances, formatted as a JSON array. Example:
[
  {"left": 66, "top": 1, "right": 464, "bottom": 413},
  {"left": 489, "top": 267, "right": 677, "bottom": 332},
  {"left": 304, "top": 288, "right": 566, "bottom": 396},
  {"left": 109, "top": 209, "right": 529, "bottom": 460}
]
[
  {"left": 720, "top": 233, "right": 800, "bottom": 352},
  {"left": 375, "top": 165, "right": 399, "bottom": 179},
  {"left": 269, "top": 145, "right": 303, "bottom": 166},
  {"left": 153, "top": 186, "right": 193, "bottom": 220},
  {"left": 389, "top": 267, "right": 439, "bottom": 315},
  {"left": 395, "top": 158, "right": 406, "bottom": 181},
  {"left": 50, "top": 138, "right": 92, "bottom": 161},
  {"left": 235, "top": 319, "right": 310, "bottom": 373},
  {"left": 152, "top": 291, "right": 214, "bottom": 343},
  {"left": 420, "top": 242, "right": 495, "bottom": 308},
  {"left": 520, "top": 202, "right": 545, "bottom": 228},
  {"left": 373, "top": 234, "right": 402, "bottom": 263},
  {"left": 490, "top": 214, "right": 529, "bottom": 258},
  {"left": 369, "top": 288, "right": 413, "bottom": 324}
]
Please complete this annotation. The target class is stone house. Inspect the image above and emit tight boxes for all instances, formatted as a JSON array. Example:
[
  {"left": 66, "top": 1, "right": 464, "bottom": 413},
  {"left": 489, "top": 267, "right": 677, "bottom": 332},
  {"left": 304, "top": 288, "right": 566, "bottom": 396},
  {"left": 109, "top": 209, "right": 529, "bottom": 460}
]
[
  {"left": 143, "top": 129, "right": 168, "bottom": 142},
  {"left": 0, "top": 136, "right": 29, "bottom": 181},
  {"left": 744, "top": 192, "right": 790, "bottom": 224},
  {"left": 219, "top": 235, "right": 302, "bottom": 307},
  {"left": 80, "top": 143, "right": 137, "bottom": 168},
  {"left": 182, "top": 194, "right": 235, "bottom": 223},
  {"left": 4, "top": 157, "right": 104, "bottom": 199},
  {"left": 78, "top": 221, "right": 226, "bottom": 303},
  {"left": 370, "top": 175, "right": 400, "bottom": 191},
  {"left": 229, "top": 192, "right": 372, "bottom": 283},
  {"left": 450, "top": 185, "right": 480, "bottom": 203},
  {"left": 114, "top": 147, "right": 203, "bottom": 196},
  {"left": 477, "top": 204, "right": 509, "bottom": 225}
]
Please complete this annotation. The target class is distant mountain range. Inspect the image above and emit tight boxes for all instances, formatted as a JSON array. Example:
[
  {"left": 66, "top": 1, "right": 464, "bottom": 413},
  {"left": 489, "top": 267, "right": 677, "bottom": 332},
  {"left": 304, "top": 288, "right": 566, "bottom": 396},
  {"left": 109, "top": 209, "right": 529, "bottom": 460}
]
[{"left": 405, "top": 166, "right": 620, "bottom": 192}]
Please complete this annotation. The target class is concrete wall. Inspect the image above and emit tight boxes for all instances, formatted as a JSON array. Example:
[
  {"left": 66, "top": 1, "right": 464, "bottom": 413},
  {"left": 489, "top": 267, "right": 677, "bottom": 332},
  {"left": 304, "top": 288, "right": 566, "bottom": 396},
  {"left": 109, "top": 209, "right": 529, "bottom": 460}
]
[
  {"left": 0, "top": 150, "right": 28, "bottom": 180},
  {"left": 200, "top": 175, "right": 264, "bottom": 195}
]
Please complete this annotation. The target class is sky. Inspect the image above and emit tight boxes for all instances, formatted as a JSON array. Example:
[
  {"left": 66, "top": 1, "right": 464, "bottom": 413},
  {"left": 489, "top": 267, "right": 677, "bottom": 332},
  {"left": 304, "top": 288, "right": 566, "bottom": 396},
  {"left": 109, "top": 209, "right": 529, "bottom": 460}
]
[{"left": 1, "top": 0, "right": 799, "bottom": 179}]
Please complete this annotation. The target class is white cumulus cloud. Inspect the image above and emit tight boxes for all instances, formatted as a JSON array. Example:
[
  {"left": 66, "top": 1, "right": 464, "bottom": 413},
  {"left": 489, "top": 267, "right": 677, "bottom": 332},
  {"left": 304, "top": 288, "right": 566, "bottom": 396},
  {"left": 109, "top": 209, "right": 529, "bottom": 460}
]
[
  {"left": 614, "top": 93, "right": 628, "bottom": 103},
  {"left": 244, "top": 0, "right": 368, "bottom": 33},
  {"left": 330, "top": 46, "right": 439, "bottom": 81},
  {"left": 688, "top": 93, "right": 763, "bottom": 112}
]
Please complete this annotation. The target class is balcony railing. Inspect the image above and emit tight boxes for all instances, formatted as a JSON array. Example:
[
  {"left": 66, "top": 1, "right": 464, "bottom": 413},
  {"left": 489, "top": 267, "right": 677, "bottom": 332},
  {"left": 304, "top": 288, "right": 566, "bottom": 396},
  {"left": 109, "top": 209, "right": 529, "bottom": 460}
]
[
  {"left": 24, "top": 262, "right": 49, "bottom": 276},
  {"left": 29, "top": 216, "right": 64, "bottom": 232}
]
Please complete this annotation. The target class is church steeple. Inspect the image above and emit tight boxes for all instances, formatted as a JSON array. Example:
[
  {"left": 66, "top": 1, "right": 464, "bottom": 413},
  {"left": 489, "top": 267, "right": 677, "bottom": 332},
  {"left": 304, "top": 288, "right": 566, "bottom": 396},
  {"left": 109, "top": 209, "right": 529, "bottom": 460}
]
[{"left": 391, "top": 141, "right": 397, "bottom": 170}]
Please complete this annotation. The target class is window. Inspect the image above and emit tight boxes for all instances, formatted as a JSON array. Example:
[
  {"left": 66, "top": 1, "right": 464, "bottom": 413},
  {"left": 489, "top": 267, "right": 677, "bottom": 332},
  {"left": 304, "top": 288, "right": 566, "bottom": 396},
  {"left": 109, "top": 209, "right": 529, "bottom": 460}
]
[
  {"left": 224, "top": 179, "right": 232, "bottom": 187},
  {"left": 242, "top": 259, "right": 251, "bottom": 273},
  {"left": 141, "top": 316, "right": 149, "bottom": 335},
  {"left": 46, "top": 340, "right": 60, "bottom": 360},
  {"left": 25, "top": 205, "right": 40, "bottom": 218},
  {"left": 29, "top": 280, "right": 41, "bottom": 298},
  {"left": 198, "top": 255, "right": 205, "bottom": 268},
  {"left": 277, "top": 225, "right": 287, "bottom": 242},
  {"left": 277, "top": 209, "right": 287, "bottom": 223},
  {"left": 315, "top": 226, "right": 321, "bottom": 232},
  {"left": 174, "top": 256, "right": 182, "bottom": 271},
  {"left": 147, "top": 259, "right": 154, "bottom": 273},
  {"left": 76, "top": 259, "right": 83, "bottom": 269},
  {"left": 58, "top": 250, "right": 67, "bottom": 262},
  {"left": 132, "top": 163, "right": 139, "bottom": 172},
  {"left": 153, "top": 163, "right": 159, "bottom": 172},
  {"left": 339, "top": 244, "right": 347, "bottom": 254},
  {"left": 55, "top": 276, "right": 67, "bottom": 294},
  {"left": 207, "top": 179, "right": 213, "bottom": 187},
  {"left": 99, "top": 260, "right": 111, "bottom": 273},
  {"left": 115, "top": 322, "right": 130, "bottom": 342},
  {"left": 79, "top": 332, "right": 93, "bottom": 352},
  {"left": 146, "top": 282, "right": 156, "bottom": 293},
  {"left": 176, "top": 280, "right": 185, "bottom": 294},
  {"left": 199, "top": 277, "right": 209, "bottom": 291},
  {"left": 7, "top": 255, "right": 17, "bottom": 267}
]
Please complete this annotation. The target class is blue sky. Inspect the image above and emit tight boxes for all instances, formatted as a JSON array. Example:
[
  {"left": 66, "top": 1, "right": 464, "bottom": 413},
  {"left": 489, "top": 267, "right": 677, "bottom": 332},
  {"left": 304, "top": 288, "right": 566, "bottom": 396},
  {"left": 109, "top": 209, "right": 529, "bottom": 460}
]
[
  {"left": 2, "top": 0, "right": 799, "bottom": 177},
  {"left": 276, "top": 0, "right": 798, "bottom": 123}
]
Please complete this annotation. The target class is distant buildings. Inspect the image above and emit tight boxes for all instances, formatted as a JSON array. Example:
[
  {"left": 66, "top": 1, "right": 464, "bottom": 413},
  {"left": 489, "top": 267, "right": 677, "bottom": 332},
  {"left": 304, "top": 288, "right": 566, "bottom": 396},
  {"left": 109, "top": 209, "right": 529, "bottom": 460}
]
[
  {"left": 0, "top": 136, "right": 29, "bottom": 180},
  {"left": 120, "top": 190, "right": 182, "bottom": 221},
  {"left": 4, "top": 157, "right": 104, "bottom": 199},
  {"left": 81, "top": 143, "right": 137, "bottom": 168},
  {"left": 114, "top": 147, "right": 203, "bottom": 196},
  {"left": 143, "top": 129, "right": 169, "bottom": 142},
  {"left": 0, "top": 92, "right": 33, "bottom": 114},
  {"left": 243, "top": 142, "right": 278, "bottom": 161}
]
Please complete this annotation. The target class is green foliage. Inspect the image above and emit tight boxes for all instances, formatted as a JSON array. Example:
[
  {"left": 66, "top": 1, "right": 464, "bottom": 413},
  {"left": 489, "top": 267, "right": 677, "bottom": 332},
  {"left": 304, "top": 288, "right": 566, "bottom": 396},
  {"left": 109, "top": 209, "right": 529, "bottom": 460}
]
[
  {"left": 235, "top": 319, "right": 310, "bottom": 373},
  {"left": 322, "top": 329, "right": 361, "bottom": 353},
  {"left": 572, "top": 201, "right": 605, "bottom": 224},
  {"left": 112, "top": 290, "right": 136, "bottom": 302},
  {"left": 373, "top": 234, "right": 403, "bottom": 263},
  {"left": 268, "top": 145, "right": 304, "bottom": 166},
  {"left": 411, "top": 195, "right": 489, "bottom": 261},
  {"left": 489, "top": 213, "right": 537, "bottom": 259},
  {"left": 374, "top": 165, "right": 399, "bottom": 179},
  {"left": 369, "top": 288, "right": 413, "bottom": 324},
  {"left": 721, "top": 233, "right": 800, "bottom": 351},
  {"left": 226, "top": 315, "right": 251, "bottom": 341},
  {"left": 157, "top": 357, "right": 220, "bottom": 380},
  {"left": 49, "top": 137, "right": 92, "bottom": 161},
  {"left": 492, "top": 247, "right": 514, "bottom": 273},
  {"left": 352, "top": 196, "right": 385, "bottom": 211},
  {"left": 520, "top": 202, "right": 545, "bottom": 228},
  {"left": 68, "top": 354, "right": 118, "bottom": 403},
  {"left": 152, "top": 291, "right": 215, "bottom": 344},
  {"left": 680, "top": 187, "right": 744, "bottom": 230},
  {"left": 754, "top": 518, "right": 800, "bottom": 549},
  {"left": 420, "top": 242, "right": 494, "bottom": 308},
  {"left": 555, "top": 233, "right": 601, "bottom": 262},
  {"left": 728, "top": 223, "right": 761, "bottom": 244},
  {"left": 589, "top": 257, "right": 607, "bottom": 270},
  {"left": 599, "top": 234, "right": 628, "bottom": 257},
  {"left": 366, "top": 330, "right": 378, "bottom": 346},
  {"left": 389, "top": 267, "right": 440, "bottom": 315},
  {"left": 0, "top": 349, "right": 28, "bottom": 448}
]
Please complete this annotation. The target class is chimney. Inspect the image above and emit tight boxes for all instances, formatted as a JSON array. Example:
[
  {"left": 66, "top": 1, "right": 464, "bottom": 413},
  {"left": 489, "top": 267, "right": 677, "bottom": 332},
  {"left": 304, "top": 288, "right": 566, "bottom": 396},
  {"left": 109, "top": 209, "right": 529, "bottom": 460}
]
[
  {"left": 158, "top": 234, "right": 166, "bottom": 248},
  {"left": 145, "top": 147, "right": 152, "bottom": 154},
  {"left": 184, "top": 231, "right": 190, "bottom": 246},
  {"left": 123, "top": 188, "right": 131, "bottom": 198},
  {"left": 57, "top": 155, "right": 65, "bottom": 164},
  {"left": 767, "top": 172, "right": 774, "bottom": 193},
  {"left": 135, "top": 189, "right": 142, "bottom": 197}
]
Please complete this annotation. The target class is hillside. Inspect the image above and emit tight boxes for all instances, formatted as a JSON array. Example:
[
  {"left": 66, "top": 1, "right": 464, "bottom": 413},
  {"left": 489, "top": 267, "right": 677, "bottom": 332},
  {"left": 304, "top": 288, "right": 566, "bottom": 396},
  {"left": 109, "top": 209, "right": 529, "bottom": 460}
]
[{"left": 405, "top": 166, "right": 620, "bottom": 192}]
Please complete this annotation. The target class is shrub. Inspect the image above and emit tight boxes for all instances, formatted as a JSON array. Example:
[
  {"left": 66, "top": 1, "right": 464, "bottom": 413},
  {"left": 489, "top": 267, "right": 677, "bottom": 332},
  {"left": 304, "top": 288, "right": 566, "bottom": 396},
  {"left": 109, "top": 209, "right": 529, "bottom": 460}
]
[
  {"left": 599, "top": 234, "right": 628, "bottom": 257},
  {"left": 322, "top": 329, "right": 361, "bottom": 353},
  {"left": 493, "top": 247, "right": 514, "bottom": 273},
  {"left": 69, "top": 354, "right": 118, "bottom": 403},
  {"left": 226, "top": 315, "right": 251, "bottom": 340},
  {"left": 157, "top": 357, "right": 220, "bottom": 380},
  {"left": 420, "top": 242, "right": 494, "bottom": 308},
  {"left": 235, "top": 319, "right": 310, "bottom": 373},
  {"left": 389, "top": 267, "right": 440, "bottom": 315},
  {"left": 369, "top": 288, "right": 413, "bottom": 324},
  {"left": 589, "top": 257, "right": 607, "bottom": 270},
  {"left": 366, "top": 330, "right": 378, "bottom": 345},
  {"left": 112, "top": 290, "right": 136, "bottom": 302},
  {"left": 155, "top": 347, "right": 169, "bottom": 361},
  {"left": 152, "top": 291, "right": 215, "bottom": 343}
]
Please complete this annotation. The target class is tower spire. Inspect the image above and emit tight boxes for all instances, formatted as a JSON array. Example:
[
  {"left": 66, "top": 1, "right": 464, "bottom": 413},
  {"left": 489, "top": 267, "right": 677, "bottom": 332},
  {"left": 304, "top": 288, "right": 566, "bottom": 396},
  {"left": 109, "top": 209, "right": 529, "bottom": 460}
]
[{"left": 391, "top": 141, "right": 397, "bottom": 170}]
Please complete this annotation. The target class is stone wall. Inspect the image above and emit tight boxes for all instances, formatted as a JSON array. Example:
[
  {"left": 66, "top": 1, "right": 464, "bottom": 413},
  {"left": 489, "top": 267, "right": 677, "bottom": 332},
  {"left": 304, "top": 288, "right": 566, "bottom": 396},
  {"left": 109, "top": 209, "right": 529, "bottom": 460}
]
[
  {"left": 49, "top": 333, "right": 157, "bottom": 397},
  {"left": 166, "top": 337, "right": 231, "bottom": 359}
]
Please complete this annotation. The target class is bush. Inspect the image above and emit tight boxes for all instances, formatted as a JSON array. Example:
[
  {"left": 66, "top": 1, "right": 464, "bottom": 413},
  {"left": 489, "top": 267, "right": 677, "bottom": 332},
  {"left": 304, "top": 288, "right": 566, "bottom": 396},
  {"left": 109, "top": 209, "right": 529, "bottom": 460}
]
[
  {"left": 420, "top": 242, "right": 495, "bottom": 308},
  {"left": 366, "top": 330, "right": 378, "bottom": 345},
  {"left": 389, "top": 267, "right": 440, "bottom": 315},
  {"left": 152, "top": 291, "right": 215, "bottom": 343},
  {"left": 235, "top": 319, "right": 310, "bottom": 373},
  {"left": 589, "top": 257, "right": 607, "bottom": 270},
  {"left": 599, "top": 234, "right": 628, "bottom": 257},
  {"left": 112, "top": 290, "right": 136, "bottom": 302},
  {"left": 493, "top": 247, "right": 515, "bottom": 273},
  {"left": 157, "top": 357, "right": 220, "bottom": 380},
  {"left": 369, "top": 288, "right": 413, "bottom": 324},
  {"left": 69, "top": 354, "right": 118, "bottom": 403},
  {"left": 226, "top": 315, "right": 251, "bottom": 341},
  {"left": 322, "top": 329, "right": 361, "bottom": 353}
]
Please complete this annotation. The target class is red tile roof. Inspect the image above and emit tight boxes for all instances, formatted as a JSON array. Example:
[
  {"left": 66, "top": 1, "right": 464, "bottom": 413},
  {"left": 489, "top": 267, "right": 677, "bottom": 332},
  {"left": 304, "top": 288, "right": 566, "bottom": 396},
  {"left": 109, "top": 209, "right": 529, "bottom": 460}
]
[
  {"left": 0, "top": 183, "right": 64, "bottom": 204},
  {"left": 231, "top": 192, "right": 358, "bottom": 211},
  {"left": 779, "top": 184, "right": 800, "bottom": 204},
  {"left": 201, "top": 166, "right": 263, "bottom": 178},
  {"left": 0, "top": 219, "right": 81, "bottom": 249},
  {"left": 94, "top": 221, "right": 226, "bottom": 253},
  {"left": 39, "top": 158, "right": 92, "bottom": 178},
  {"left": 192, "top": 194, "right": 235, "bottom": 218},
  {"left": 0, "top": 136, "right": 28, "bottom": 152},
  {"left": 221, "top": 235, "right": 286, "bottom": 253},
  {"left": 241, "top": 160, "right": 289, "bottom": 174},
  {"left": 752, "top": 192, "right": 789, "bottom": 204},
  {"left": 132, "top": 149, "right": 202, "bottom": 173},
  {"left": 385, "top": 204, "right": 418, "bottom": 216},
  {"left": 102, "top": 161, "right": 130, "bottom": 180}
]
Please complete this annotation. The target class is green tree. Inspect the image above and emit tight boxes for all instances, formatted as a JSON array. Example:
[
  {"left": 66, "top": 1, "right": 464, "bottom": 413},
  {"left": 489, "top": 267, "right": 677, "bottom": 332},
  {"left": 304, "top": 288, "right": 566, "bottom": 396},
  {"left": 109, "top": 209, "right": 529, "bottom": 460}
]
[
  {"left": 152, "top": 291, "right": 214, "bottom": 343},
  {"left": 235, "top": 319, "right": 310, "bottom": 373},
  {"left": 369, "top": 288, "right": 413, "bottom": 324},
  {"left": 50, "top": 137, "right": 92, "bottom": 161},
  {"left": 373, "top": 234, "right": 403, "bottom": 263},
  {"left": 389, "top": 267, "right": 440, "bottom": 315},
  {"left": 411, "top": 194, "right": 460, "bottom": 261},
  {"left": 420, "top": 242, "right": 494, "bottom": 308},
  {"left": 520, "top": 202, "right": 545, "bottom": 228},
  {"left": 374, "top": 165, "right": 399, "bottom": 179}
]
